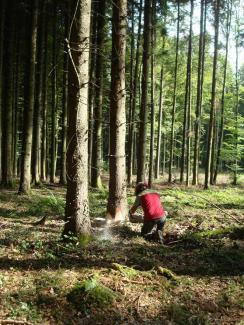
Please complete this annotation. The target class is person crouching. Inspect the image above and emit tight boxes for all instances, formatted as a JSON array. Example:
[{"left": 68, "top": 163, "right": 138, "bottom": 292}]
[{"left": 129, "top": 182, "right": 167, "bottom": 244}]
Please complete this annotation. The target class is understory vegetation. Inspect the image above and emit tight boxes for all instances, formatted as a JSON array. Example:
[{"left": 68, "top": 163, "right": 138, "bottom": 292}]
[{"left": 0, "top": 177, "right": 243, "bottom": 324}]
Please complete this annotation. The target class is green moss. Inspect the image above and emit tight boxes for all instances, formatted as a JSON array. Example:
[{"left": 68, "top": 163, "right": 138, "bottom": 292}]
[
  {"left": 113, "top": 263, "right": 139, "bottom": 278},
  {"left": 67, "top": 278, "right": 119, "bottom": 310},
  {"left": 157, "top": 266, "right": 179, "bottom": 283}
]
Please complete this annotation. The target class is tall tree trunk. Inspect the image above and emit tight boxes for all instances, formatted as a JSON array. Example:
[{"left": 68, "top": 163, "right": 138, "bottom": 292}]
[
  {"left": 214, "top": 0, "right": 232, "bottom": 183},
  {"left": 148, "top": 0, "right": 156, "bottom": 188},
  {"left": 50, "top": 0, "right": 57, "bottom": 183},
  {"left": 2, "top": 0, "right": 15, "bottom": 187},
  {"left": 137, "top": 0, "right": 152, "bottom": 183},
  {"left": 60, "top": 2, "right": 69, "bottom": 185},
  {"left": 127, "top": 0, "right": 143, "bottom": 185},
  {"left": 63, "top": 0, "right": 92, "bottom": 238},
  {"left": 180, "top": 0, "right": 193, "bottom": 185},
  {"left": 127, "top": 0, "right": 134, "bottom": 156},
  {"left": 41, "top": 14, "right": 48, "bottom": 182},
  {"left": 155, "top": 67, "right": 164, "bottom": 179},
  {"left": 204, "top": 0, "right": 220, "bottom": 189},
  {"left": 186, "top": 0, "right": 193, "bottom": 186},
  {"left": 88, "top": 0, "right": 97, "bottom": 183},
  {"left": 233, "top": 4, "right": 239, "bottom": 185},
  {"left": 107, "top": 0, "right": 127, "bottom": 221},
  {"left": 192, "top": 0, "right": 206, "bottom": 185},
  {"left": 13, "top": 24, "right": 21, "bottom": 178},
  {"left": 91, "top": 0, "right": 106, "bottom": 188},
  {"left": 0, "top": 0, "right": 6, "bottom": 183},
  {"left": 168, "top": 2, "right": 180, "bottom": 183},
  {"left": 19, "top": 0, "right": 38, "bottom": 194},
  {"left": 32, "top": 1, "right": 45, "bottom": 185}
]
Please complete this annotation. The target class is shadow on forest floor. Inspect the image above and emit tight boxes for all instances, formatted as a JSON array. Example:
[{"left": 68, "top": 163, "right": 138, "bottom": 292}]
[{"left": 0, "top": 230, "right": 243, "bottom": 277}]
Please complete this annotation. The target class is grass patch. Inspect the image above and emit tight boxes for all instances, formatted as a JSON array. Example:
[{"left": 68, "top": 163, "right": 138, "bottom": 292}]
[
  {"left": 28, "top": 193, "right": 65, "bottom": 216},
  {"left": 167, "top": 303, "right": 208, "bottom": 325}
]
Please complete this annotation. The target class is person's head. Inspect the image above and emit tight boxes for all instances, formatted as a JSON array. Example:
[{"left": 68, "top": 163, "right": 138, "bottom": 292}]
[{"left": 135, "top": 182, "right": 148, "bottom": 195}]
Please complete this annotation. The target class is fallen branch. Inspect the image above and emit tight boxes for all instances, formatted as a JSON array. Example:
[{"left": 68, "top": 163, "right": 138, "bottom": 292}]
[
  {"left": 0, "top": 320, "right": 33, "bottom": 325},
  {"left": 157, "top": 266, "right": 178, "bottom": 282},
  {"left": 31, "top": 216, "right": 47, "bottom": 226},
  {"left": 121, "top": 278, "right": 145, "bottom": 285}
]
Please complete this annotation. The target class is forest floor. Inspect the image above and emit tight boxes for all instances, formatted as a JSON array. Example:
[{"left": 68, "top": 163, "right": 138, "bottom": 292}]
[{"left": 0, "top": 178, "right": 243, "bottom": 325}]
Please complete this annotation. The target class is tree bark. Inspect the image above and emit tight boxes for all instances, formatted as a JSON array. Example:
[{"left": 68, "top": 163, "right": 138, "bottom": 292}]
[
  {"left": 63, "top": 0, "right": 92, "bottom": 237},
  {"left": 214, "top": 0, "right": 232, "bottom": 184},
  {"left": 19, "top": 0, "right": 38, "bottom": 194},
  {"left": 233, "top": 4, "right": 239, "bottom": 185},
  {"left": 32, "top": 1, "right": 45, "bottom": 185},
  {"left": 137, "top": 0, "right": 152, "bottom": 183},
  {"left": 91, "top": 0, "right": 106, "bottom": 189},
  {"left": 148, "top": 0, "right": 156, "bottom": 188},
  {"left": 180, "top": 0, "right": 193, "bottom": 185},
  {"left": 107, "top": 0, "right": 127, "bottom": 221},
  {"left": 204, "top": 0, "right": 220, "bottom": 189},
  {"left": 88, "top": 0, "right": 97, "bottom": 183},
  {"left": 186, "top": 0, "right": 194, "bottom": 186},
  {"left": 41, "top": 11, "right": 48, "bottom": 182},
  {"left": 127, "top": 0, "right": 143, "bottom": 185},
  {"left": 60, "top": 2, "right": 69, "bottom": 185},
  {"left": 13, "top": 21, "right": 21, "bottom": 178},
  {"left": 168, "top": 2, "right": 180, "bottom": 183},
  {"left": 2, "top": 0, "right": 15, "bottom": 187},
  {"left": 155, "top": 67, "right": 164, "bottom": 179},
  {"left": 0, "top": 0, "right": 6, "bottom": 183},
  {"left": 50, "top": 0, "right": 58, "bottom": 183},
  {"left": 192, "top": 0, "right": 206, "bottom": 185}
]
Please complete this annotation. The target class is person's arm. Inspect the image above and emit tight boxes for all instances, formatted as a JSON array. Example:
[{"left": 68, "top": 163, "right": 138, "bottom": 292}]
[{"left": 129, "top": 196, "right": 140, "bottom": 214}]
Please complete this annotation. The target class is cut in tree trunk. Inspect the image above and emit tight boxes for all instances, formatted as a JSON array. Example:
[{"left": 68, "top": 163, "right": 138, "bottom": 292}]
[
  {"left": 63, "top": 0, "right": 92, "bottom": 238},
  {"left": 107, "top": 0, "right": 127, "bottom": 221}
]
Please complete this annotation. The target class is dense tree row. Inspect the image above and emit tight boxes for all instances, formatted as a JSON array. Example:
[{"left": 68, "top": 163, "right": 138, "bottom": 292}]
[{"left": 0, "top": 0, "right": 243, "bottom": 236}]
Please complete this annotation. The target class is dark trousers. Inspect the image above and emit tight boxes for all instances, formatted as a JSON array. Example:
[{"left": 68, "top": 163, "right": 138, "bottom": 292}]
[{"left": 141, "top": 217, "right": 166, "bottom": 239}]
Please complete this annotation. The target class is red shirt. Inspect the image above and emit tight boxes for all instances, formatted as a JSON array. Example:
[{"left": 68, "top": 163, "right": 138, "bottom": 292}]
[{"left": 134, "top": 191, "right": 165, "bottom": 220}]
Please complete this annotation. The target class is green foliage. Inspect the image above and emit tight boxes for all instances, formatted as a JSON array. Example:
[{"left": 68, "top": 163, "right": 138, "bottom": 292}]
[{"left": 28, "top": 193, "right": 65, "bottom": 216}]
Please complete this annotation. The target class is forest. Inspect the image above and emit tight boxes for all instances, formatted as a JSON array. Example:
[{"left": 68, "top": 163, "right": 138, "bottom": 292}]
[{"left": 0, "top": 0, "right": 243, "bottom": 324}]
